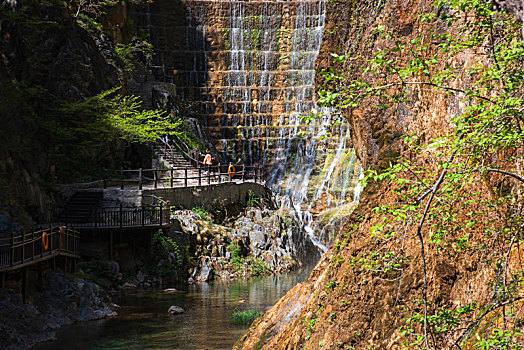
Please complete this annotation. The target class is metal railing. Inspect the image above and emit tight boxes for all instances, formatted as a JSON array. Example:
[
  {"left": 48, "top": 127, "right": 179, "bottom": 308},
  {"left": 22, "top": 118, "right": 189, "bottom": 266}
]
[
  {"left": 62, "top": 203, "right": 171, "bottom": 229},
  {"left": 102, "top": 164, "right": 264, "bottom": 190},
  {"left": 0, "top": 225, "right": 80, "bottom": 272}
]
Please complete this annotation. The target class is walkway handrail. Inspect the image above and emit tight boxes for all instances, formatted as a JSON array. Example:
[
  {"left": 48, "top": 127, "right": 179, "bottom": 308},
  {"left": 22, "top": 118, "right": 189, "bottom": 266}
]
[
  {"left": 142, "top": 194, "right": 169, "bottom": 206},
  {"left": 170, "top": 134, "right": 201, "bottom": 167},
  {"left": 0, "top": 225, "right": 80, "bottom": 272},
  {"left": 62, "top": 204, "right": 170, "bottom": 229},
  {"left": 102, "top": 164, "right": 264, "bottom": 190}
]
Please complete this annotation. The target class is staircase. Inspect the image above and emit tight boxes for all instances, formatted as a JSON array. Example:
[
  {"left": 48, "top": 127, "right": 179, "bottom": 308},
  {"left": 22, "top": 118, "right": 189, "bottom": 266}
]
[
  {"left": 153, "top": 143, "right": 220, "bottom": 186},
  {"left": 154, "top": 144, "right": 194, "bottom": 169},
  {"left": 59, "top": 191, "right": 103, "bottom": 224}
]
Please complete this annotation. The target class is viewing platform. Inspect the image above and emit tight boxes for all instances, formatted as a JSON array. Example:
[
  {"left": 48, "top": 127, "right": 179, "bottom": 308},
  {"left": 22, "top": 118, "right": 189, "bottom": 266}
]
[{"left": 0, "top": 225, "right": 80, "bottom": 273}]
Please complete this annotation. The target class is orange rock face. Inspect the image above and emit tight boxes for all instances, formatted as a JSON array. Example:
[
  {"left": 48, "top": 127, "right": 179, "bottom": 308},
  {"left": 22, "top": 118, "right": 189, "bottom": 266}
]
[{"left": 235, "top": 0, "right": 524, "bottom": 349}]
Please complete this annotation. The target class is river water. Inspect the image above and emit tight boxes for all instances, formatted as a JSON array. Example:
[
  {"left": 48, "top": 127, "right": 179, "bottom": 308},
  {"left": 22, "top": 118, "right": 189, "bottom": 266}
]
[{"left": 35, "top": 270, "right": 310, "bottom": 350}]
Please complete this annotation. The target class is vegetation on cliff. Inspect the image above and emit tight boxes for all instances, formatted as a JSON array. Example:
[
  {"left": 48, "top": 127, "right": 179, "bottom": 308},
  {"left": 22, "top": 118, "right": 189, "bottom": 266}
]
[
  {"left": 321, "top": 1, "right": 524, "bottom": 347},
  {"left": 237, "top": 0, "right": 523, "bottom": 348}
]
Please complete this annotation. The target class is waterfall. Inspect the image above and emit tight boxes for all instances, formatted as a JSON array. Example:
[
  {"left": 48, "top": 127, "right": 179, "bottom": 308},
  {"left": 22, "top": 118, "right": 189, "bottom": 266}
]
[{"left": 146, "top": 0, "right": 363, "bottom": 248}]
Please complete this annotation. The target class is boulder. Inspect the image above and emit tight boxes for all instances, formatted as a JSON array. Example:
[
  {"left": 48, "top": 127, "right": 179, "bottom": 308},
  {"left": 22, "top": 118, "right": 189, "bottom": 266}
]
[
  {"left": 168, "top": 305, "right": 185, "bottom": 315},
  {"left": 136, "top": 270, "right": 146, "bottom": 283},
  {"left": 194, "top": 258, "right": 214, "bottom": 282}
]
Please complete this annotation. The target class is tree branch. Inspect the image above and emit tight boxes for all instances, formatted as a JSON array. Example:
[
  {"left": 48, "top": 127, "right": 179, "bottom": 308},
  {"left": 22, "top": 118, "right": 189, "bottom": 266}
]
[
  {"left": 346, "top": 81, "right": 497, "bottom": 105},
  {"left": 454, "top": 296, "right": 524, "bottom": 347},
  {"left": 485, "top": 168, "right": 524, "bottom": 183},
  {"left": 415, "top": 148, "right": 458, "bottom": 349}
]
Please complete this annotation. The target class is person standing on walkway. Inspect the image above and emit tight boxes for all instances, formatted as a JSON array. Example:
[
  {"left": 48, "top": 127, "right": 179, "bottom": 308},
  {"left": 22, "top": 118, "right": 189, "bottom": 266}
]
[{"left": 203, "top": 150, "right": 212, "bottom": 173}]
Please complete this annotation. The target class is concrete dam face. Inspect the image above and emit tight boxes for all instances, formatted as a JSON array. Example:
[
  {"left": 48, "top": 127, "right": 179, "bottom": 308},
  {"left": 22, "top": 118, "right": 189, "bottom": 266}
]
[{"left": 140, "top": 0, "right": 361, "bottom": 246}]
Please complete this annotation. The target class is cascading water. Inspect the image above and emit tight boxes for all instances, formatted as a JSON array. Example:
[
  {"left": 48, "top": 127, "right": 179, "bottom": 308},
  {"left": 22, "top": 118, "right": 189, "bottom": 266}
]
[{"left": 146, "top": 0, "right": 363, "bottom": 250}]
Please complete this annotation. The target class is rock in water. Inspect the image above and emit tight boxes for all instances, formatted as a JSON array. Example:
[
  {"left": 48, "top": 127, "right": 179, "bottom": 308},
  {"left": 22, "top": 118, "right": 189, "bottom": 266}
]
[
  {"left": 168, "top": 305, "right": 185, "bottom": 315},
  {"left": 163, "top": 288, "right": 178, "bottom": 293},
  {"left": 122, "top": 282, "right": 137, "bottom": 289}
]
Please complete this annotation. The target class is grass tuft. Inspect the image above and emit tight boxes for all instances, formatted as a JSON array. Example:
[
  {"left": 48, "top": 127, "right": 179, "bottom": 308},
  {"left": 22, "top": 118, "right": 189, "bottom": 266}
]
[{"left": 231, "top": 309, "right": 263, "bottom": 325}]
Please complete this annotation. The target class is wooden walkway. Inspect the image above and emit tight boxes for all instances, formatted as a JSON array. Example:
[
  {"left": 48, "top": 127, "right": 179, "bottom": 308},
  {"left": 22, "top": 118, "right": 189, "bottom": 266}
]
[
  {"left": 0, "top": 144, "right": 266, "bottom": 275},
  {"left": 0, "top": 225, "right": 80, "bottom": 273},
  {"left": 102, "top": 164, "right": 264, "bottom": 190}
]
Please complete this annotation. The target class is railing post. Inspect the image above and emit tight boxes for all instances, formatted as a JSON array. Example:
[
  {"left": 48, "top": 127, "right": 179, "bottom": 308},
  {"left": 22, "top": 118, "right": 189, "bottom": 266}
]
[
  {"left": 32, "top": 229, "right": 34, "bottom": 261},
  {"left": 10, "top": 231, "right": 14, "bottom": 267},
  {"left": 49, "top": 224, "right": 53, "bottom": 252},
  {"left": 142, "top": 206, "right": 145, "bottom": 226},
  {"left": 119, "top": 203, "right": 123, "bottom": 229},
  {"left": 184, "top": 168, "right": 188, "bottom": 187},
  {"left": 242, "top": 164, "right": 245, "bottom": 182},
  {"left": 170, "top": 168, "right": 174, "bottom": 188},
  {"left": 139, "top": 168, "right": 143, "bottom": 190},
  {"left": 159, "top": 203, "right": 163, "bottom": 227},
  {"left": 154, "top": 169, "right": 157, "bottom": 189},
  {"left": 120, "top": 168, "right": 124, "bottom": 190},
  {"left": 198, "top": 167, "right": 202, "bottom": 186},
  {"left": 218, "top": 163, "right": 221, "bottom": 184},
  {"left": 208, "top": 166, "right": 211, "bottom": 185},
  {"left": 21, "top": 232, "right": 25, "bottom": 263}
]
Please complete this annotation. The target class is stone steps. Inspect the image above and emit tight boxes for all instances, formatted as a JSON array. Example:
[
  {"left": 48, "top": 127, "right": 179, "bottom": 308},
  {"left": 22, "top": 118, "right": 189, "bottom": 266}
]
[{"left": 59, "top": 191, "right": 103, "bottom": 224}]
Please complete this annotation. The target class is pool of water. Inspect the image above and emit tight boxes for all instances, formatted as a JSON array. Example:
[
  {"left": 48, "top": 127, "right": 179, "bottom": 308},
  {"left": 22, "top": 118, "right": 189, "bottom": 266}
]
[{"left": 34, "top": 270, "right": 309, "bottom": 350}]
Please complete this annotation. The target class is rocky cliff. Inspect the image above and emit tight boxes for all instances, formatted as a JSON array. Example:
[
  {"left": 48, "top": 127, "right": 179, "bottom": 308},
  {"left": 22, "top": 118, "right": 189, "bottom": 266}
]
[
  {"left": 0, "top": 0, "right": 151, "bottom": 226},
  {"left": 236, "top": 0, "right": 524, "bottom": 348}
]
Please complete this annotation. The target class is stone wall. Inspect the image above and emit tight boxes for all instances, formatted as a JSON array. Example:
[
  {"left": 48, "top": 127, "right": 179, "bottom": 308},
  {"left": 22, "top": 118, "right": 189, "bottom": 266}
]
[
  {"left": 141, "top": 0, "right": 351, "bottom": 167},
  {"left": 144, "top": 182, "right": 269, "bottom": 209}
]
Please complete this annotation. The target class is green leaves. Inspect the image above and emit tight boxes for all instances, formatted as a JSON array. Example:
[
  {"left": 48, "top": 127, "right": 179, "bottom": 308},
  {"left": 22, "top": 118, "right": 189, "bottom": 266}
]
[
  {"left": 316, "top": 1, "right": 524, "bottom": 347},
  {"left": 61, "top": 87, "right": 183, "bottom": 144}
]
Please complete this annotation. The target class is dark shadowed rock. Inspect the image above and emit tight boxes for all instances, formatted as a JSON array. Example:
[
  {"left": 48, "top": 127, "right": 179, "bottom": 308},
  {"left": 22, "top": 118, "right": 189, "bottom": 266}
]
[{"left": 0, "top": 272, "right": 117, "bottom": 349}]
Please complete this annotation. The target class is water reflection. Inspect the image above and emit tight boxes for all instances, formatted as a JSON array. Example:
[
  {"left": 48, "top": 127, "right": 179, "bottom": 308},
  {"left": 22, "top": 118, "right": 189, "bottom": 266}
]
[{"left": 35, "top": 270, "right": 310, "bottom": 350}]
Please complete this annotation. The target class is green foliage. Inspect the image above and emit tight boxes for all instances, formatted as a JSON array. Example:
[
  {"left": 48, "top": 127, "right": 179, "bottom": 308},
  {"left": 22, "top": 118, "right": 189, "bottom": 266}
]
[
  {"left": 231, "top": 309, "right": 263, "bottom": 325},
  {"left": 76, "top": 13, "right": 103, "bottom": 32},
  {"left": 226, "top": 242, "right": 272, "bottom": 276},
  {"left": 192, "top": 206, "right": 212, "bottom": 221},
  {"left": 59, "top": 86, "right": 183, "bottom": 144},
  {"left": 247, "top": 257, "right": 272, "bottom": 276},
  {"left": 152, "top": 229, "right": 183, "bottom": 268},
  {"left": 227, "top": 242, "right": 243, "bottom": 269},
  {"left": 247, "top": 190, "right": 260, "bottom": 207},
  {"left": 50, "top": 86, "right": 184, "bottom": 180},
  {"left": 115, "top": 35, "right": 154, "bottom": 71},
  {"left": 304, "top": 317, "right": 317, "bottom": 340},
  {"left": 475, "top": 328, "right": 523, "bottom": 350},
  {"left": 318, "top": 0, "right": 524, "bottom": 347}
]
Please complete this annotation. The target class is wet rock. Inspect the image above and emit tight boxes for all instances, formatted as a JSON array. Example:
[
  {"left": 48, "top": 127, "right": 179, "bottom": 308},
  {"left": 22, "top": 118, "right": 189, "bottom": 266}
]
[
  {"left": 106, "top": 261, "right": 122, "bottom": 281},
  {"left": 194, "top": 257, "right": 214, "bottom": 282},
  {"left": 122, "top": 282, "right": 137, "bottom": 289},
  {"left": 249, "top": 229, "right": 266, "bottom": 251},
  {"left": 163, "top": 288, "right": 178, "bottom": 293},
  {"left": 0, "top": 272, "right": 117, "bottom": 349},
  {"left": 254, "top": 209, "right": 263, "bottom": 222},
  {"left": 168, "top": 305, "right": 185, "bottom": 315},
  {"left": 136, "top": 270, "right": 146, "bottom": 283}
]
